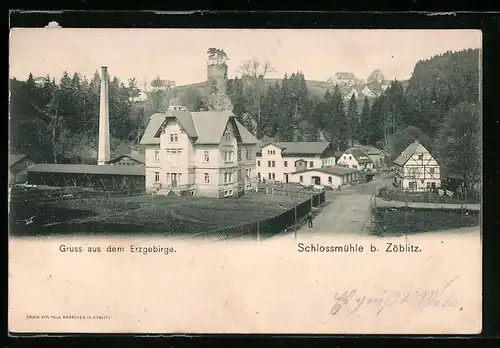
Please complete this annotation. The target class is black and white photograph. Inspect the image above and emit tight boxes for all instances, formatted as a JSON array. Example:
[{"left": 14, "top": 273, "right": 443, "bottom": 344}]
[{"left": 8, "top": 26, "right": 482, "bottom": 334}]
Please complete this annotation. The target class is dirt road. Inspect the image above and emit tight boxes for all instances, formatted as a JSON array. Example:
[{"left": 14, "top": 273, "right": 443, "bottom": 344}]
[{"left": 295, "top": 173, "right": 394, "bottom": 237}]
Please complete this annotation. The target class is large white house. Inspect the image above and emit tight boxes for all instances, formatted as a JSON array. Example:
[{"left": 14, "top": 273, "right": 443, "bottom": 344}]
[
  {"left": 256, "top": 141, "right": 337, "bottom": 183},
  {"left": 139, "top": 110, "right": 259, "bottom": 198},
  {"left": 393, "top": 140, "right": 441, "bottom": 192},
  {"left": 337, "top": 147, "right": 374, "bottom": 171}
]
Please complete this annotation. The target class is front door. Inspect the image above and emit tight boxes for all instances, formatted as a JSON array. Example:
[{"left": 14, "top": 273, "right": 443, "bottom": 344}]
[
  {"left": 313, "top": 176, "right": 321, "bottom": 185},
  {"left": 171, "top": 173, "right": 177, "bottom": 187}
]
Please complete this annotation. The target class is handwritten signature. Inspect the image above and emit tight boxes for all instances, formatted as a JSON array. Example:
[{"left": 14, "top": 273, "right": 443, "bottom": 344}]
[{"left": 331, "top": 275, "right": 462, "bottom": 316}]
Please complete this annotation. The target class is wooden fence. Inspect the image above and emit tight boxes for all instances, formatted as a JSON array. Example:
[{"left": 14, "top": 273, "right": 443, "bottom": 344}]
[{"left": 184, "top": 189, "right": 326, "bottom": 242}]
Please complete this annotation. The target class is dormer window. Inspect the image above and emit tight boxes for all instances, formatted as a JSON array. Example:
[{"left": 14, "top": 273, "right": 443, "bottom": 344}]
[
  {"left": 418, "top": 154, "right": 423, "bottom": 160},
  {"left": 224, "top": 130, "right": 231, "bottom": 141}
]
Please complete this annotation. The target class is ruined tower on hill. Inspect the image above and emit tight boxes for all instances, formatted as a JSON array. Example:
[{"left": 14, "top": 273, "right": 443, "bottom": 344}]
[
  {"left": 206, "top": 48, "right": 233, "bottom": 111},
  {"left": 207, "top": 48, "right": 229, "bottom": 96}
]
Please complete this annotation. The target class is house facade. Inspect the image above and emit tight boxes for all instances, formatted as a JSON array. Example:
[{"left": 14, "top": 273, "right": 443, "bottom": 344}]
[
  {"left": 393, "top": 140, "right": 441, "bottom": 192},
  {"left": 288, "top": 167, "right": 359, "bottom": 188},
  {"left": 255, "top": 142, "right": 337, "bottom": 184},
  {"left": 9, "top": 154, "right": 35, "bottom": 185},
  {"left": 337, "top": 148, "right": 374, "bottom": 170},
  {"left": 140, "top": 110, "right": 258, "bottom": 198}
]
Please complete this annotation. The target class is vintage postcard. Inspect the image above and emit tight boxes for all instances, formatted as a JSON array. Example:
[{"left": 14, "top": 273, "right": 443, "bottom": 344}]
[{"left": 8, "top": 27, "right": 482, "bottom": 334}]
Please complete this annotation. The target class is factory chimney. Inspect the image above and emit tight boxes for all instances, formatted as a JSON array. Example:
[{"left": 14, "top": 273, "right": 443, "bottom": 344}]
[{"left": 98, "top": 66, "right": 110, "bottom": 165}]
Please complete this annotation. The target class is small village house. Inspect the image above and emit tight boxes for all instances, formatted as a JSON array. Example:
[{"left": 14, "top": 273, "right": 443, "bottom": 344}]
[
  {"left": 337, "top": 147, "right": 374, "bottom": 171},
  {"left": 140, "top": 110, "right": 258, "bottom": 198},
  {"left": 288, "top": 166, "right": 359, "bottom": 188},
  {"left": 107, "top": 152, "right": 145, "bottom": 166},
  {"left": 255, "top": 142, "right": 337, "bottom": 184},
  {"left": 352, "top": 145, "right": 387, "bottom": 169},
  {"left": 9, "top": 154, "right": 35, "bottom": 184},
  {"left": 393, "top": 140, "right": 441, "bottom": 192}
]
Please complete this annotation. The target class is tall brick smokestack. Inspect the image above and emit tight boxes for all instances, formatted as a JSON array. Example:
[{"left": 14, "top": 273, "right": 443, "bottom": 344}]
[{"left": 98, "top": 66, "right": 110, "bottom": 165}]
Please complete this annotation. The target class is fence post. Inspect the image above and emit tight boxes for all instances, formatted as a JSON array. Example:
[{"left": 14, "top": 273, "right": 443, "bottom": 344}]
[
  {"left": 294, "top": 205, "right": 298, "bottom": 240},
  {"left": 257, "top": 221, "right": 260, "bottom": 242},
  {"left": 369, "top": 195, "right": 373, "bottom": 234}
]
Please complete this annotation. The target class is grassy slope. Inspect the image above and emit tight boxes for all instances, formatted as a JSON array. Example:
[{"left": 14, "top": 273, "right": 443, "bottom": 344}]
[{"left": 10, "top": 192, "right": 302, "bottom": 237}]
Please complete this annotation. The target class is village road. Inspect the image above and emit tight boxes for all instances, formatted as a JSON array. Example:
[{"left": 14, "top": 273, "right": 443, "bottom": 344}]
[{"left": 295, "top": 173, "right": 394, "bottom": 238}]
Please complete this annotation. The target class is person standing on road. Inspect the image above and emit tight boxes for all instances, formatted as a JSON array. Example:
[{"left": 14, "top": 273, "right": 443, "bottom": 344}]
[{"left": 307, "top": 211, "right": 313, "bottom": 228}]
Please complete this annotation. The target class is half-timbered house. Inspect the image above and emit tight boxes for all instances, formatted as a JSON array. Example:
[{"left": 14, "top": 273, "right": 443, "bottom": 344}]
[{"left": 393, "top": 140, "right": 441, "bottom": 192}]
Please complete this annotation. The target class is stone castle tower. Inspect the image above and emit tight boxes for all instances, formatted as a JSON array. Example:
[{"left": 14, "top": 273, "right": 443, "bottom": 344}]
[{"left": 207, "top": 48, "right": 229, "bottom": 96}]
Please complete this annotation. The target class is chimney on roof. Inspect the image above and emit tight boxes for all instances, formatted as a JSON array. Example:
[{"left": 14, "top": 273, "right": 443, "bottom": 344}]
[
  {"left": 414, "top": 139, "right": 420, "bottom": 144},
  {"left": 98, "top": 66, "right": 110, "bottom": 165}
]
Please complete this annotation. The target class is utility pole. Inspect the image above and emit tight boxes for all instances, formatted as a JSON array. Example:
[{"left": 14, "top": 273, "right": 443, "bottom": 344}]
[{"left": 405, "top": 190, "right": 408, "bottom": 243}]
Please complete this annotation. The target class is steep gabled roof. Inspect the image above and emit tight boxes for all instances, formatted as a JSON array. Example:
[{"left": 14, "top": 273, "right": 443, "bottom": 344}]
[
  {"left": 393, "top": 141, "right": 424, "bottom": 166},
  {"left": 344, "top": 148, "right": 373, "bottom": 164},
  {"left": 234, "top": 118, "right": 259, "bottom": 144},
  {"left": 260, "top": 141, "right": 331, "bottom": 156},
  {"left": 191, "top": 111, "right": 234, "bottom": 144},
  {"left": 140, "top": 110, "right": 257, "bottom": 147},
  {"left": 154, "top": 110, "right": 199, "bottom": 138},
  {"left": 108, "top": 153, "right": 145, "bottom": 164},
  {"left": 139, "top": 113, "right": 165, "bottom": 145},
  {"left": 9, "top": 154, "right": 28, "bottom": 167}
]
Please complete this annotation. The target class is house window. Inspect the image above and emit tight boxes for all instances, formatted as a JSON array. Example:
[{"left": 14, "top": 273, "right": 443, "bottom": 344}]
[
  {"left": 224, "top": 173, "right": 228, "bottom": 184},
  {"left": 224, "top": 130, "right": 231, "bottom": 141},
  {"left": 204, "top": 173, "right": 210, "bottom": 184},
  {"left": 246, "top": 148, "right": 251, "bottom": 160},
  {"left": 431, "top": 182, "right": 436, "bottom": 189},
  {"left": 272, "top": 173, "right": 275, "bottom": 180},
  {"left": 268, "top": 173, "right": 272, "bottom": 180},
  {"left": 238, "top": 149, "right": 242, "bottom": 161},
  {"left": 328, "top": 176, "right": 332, "bottom": 184},
  {"left": 246, "top": 168, "right": 251, "bottom": 178},
  {"left": 300, "top": 175, "right": 303, "bottom": 183},
  {"left": 429, "top": 168, "right": 435, "bottom": 174},
  {"left": 154, "top": 171, "right": 160, "bottom": 182},
  {"left": 154, "top": 150, "right": 160, "bottom": 162},
  {"left": 284, "top": 161, "right": 288, "bottom": 167},
  {"left": 204, "top": 150, "right": 210, "bottom": 162},
  {"left": 258, "top": 160, "right": 261, "bottom": 167},
  {"left": 272, "top": 160, "right": 276, "bottom": 167},
  {"left": 258, "top": 173, "right": 261, "bottom": 180},
  {"left": 349, "top": 156, "right": 352, "bottom": 160},
  {"left": 427, "top": 182, "right": 431, "bottom": 189},
  {"left": 418, "top": 154, "right": 423, "bottom": 160},
  {"left": 268, "top": 160, "right": 271, "bottom": 167},
  {"left": 309, "top": 161, "right": 313, "bottom": 168},
  {"left": 170, "top": 133, "right": 178, "bottom": 143}
]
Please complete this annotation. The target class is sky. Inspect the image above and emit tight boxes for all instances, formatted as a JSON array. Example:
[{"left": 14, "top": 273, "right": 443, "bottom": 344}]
[{"left": 9, "top": 28, "right": 481, "bottom": 88}]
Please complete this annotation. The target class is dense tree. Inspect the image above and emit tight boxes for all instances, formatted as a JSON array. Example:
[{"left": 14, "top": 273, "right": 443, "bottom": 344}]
[
  {"left": 358, "top": 96, "right": 371, "bottom": 145},
  {"left": 9, "top": 70, "right": 143, "bottom": 164},
  {"left": 346, "top": 94, "right": 359, "bottom": 146},
  {"left": 387, "top": 125, "right": 434, "bottom": 161},
  {"left": 435, "top": 102, "right": 481, "bottom": 197},
  {"left": 405, "top": 49, "right": 480, "bottom": 137}
]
